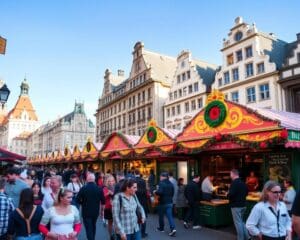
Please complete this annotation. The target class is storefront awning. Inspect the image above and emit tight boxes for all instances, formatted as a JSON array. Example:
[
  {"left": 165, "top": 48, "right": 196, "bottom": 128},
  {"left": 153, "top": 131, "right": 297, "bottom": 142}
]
[{"left": 0, "top": 147, "right": 26, "bottom": 163}]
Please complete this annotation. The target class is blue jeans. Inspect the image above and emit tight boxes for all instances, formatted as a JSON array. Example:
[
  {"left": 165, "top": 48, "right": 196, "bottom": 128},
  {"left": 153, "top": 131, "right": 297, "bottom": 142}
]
[
  {"left": 158, "top": 203, "right": 176, "bottom": 231},
  {"left": 117, "top": 231, "right": 141, "bottom": 240},
  {"left": 231, "top": 207, "right": 249, "bottom": 240}
]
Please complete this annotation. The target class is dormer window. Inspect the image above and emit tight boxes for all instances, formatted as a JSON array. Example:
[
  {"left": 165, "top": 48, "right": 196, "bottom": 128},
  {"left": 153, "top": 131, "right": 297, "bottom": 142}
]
[{"left": 235, "top": 31, "right": 243, "bottom": 42}]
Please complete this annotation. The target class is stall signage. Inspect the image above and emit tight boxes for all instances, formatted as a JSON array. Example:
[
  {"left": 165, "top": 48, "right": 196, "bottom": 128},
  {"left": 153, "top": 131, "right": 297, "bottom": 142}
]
[{"left": 266, "top": 153, "right": 292, "bottom": 183}]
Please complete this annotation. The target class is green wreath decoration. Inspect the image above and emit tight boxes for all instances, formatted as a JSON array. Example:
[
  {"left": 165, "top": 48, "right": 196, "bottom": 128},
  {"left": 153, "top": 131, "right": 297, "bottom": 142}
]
[
  {"left": 204, "top": 100, "right": 227, "bottom": 128},
  {"left": 147, "top": 127, "right": 157, "bottom": 143}
]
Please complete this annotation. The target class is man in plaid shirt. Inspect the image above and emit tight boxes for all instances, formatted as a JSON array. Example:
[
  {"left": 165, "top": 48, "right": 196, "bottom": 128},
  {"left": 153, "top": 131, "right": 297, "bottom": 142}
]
[{"left": 0, "top": 177, "right": 14, "bottom": 240}]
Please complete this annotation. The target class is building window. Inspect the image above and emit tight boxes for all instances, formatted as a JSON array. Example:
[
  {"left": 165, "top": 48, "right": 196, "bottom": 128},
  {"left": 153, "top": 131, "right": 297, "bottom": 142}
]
[
  {"left": 247, "top": 87, "right": 256, "bottom": 103},
  {"left": 191, "top": 100, "right": 196, "bottom": 110},
  {"left": 231, "top": 91, "right": 239, "bottom": 103},
  {"left": 169, "top": 92, "right": 173, "bottom": 101},
  {"left": 185, "top": 102, "right": 189, "bottom": 113},
  {"left": 181, "top": 61, "right": 185, "bottom": 68},
  {"left": 218, "top": 78, "right": 222, "bottom": 87},
  {"left": 259, "top": 83, "right": 270, "bottom": 100},
  {"left": 198, "top": 98, "right": 203, "bottom": 109},
  {"left": 174, "top": 91, "right": 177, "bottom": 99},
  {"left": 182, "top": 73, "right": 186, "bottom": 81},
  {"left": 227, "top": 53, "right": 234, "bottom": 65},
  {"left": 148, "top": 107, "right": 152, "bottom": 119},
  {"left": 148, "top": 88, "right": 151, "bottom": 100},
  {"left": 187, "top": 71, "right": 191, "bottom": 79},
  {"left": 236, "top": 50, "right": 243, "bottom": 62},
  {"left": 235, "top": 31, "right": 243, "bottom": 41},
  {"left": 298, "top": 53, "right": 300, "bottom": 63},
  {"left": 178, "top": 89, "right": 182, "bottom": 97},
  {"left": 232, "top": 68, "right": 239, "bottom": 81},
  {"left": 257, "top": 62, "right": 265, "bottom": 74},
  {"left": 138, "top": 93, "right": 141, "bottom": 103},
  {"left": 142, "top": 109, "right": 145, "bottom": 120},
  {"left": 188, "top": 85, "right": 193, "bottom": 94},
  {"left": 183, "top": 87, "right": 187, "bottom": 96},
  {"left": 194, "top": 82, "right": 199, "bottom": 92},
  {"left": 177, "top": 105, "right": 181, "bottom": 114},
  {"left": 224, "top": 94, "right": 228, "bottom": 100},
  {"left": 177, "top": 75, "right": 181, "bottom": 84},
  {"left": 172, "top": 107, "right": 175, "bottom": 116},
  {"left": 129, "top": 98, "right": 131, "bottom": 108},
  {"left": 132, "top": 96, "right": 135, "bottom": 107},
  {"left": 224, "top": 71, "right": 230, "bottom": 84},
  {"left": 245, "top": 46, "right": 253, "bottom": 58},
  {"left": 123, "top": 101, "right": 126, "bottom": 110},
  {"left": 142, "top": 91, "right": 145, "bottom": 102},
  {"left": 245, "top": 63, "right": 254, "bottom": 77}
]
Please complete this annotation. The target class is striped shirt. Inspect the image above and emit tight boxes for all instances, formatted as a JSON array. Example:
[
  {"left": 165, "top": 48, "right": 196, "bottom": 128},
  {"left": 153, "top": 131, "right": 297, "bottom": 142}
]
[
  {"left": 112, "top": 193, "right": 145, "bottom": 235},
  {"left": 0, "top": 192, "right": 14, "bottom": 236}
]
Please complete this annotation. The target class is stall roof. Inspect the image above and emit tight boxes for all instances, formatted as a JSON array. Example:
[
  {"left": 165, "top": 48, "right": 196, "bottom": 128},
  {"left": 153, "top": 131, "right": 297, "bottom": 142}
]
[
  {"left": 0, "top": 147, "right": 26, "bottom": 162},
  {"left": 249, "top": 107, "right": 300, "bottom": 131}
]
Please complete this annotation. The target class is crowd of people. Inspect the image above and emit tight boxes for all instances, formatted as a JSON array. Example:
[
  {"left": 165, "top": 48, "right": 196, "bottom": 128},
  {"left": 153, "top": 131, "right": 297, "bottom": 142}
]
[{"left": 0, "top": 165, "right": 300, "bottom": 240}]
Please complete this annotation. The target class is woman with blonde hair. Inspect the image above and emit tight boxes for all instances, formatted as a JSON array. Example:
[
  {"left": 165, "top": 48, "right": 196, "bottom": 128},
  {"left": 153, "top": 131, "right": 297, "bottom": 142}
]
[
  {"left": 103, "top": 174, "right": 116, "bottom": 240},
  {"left": 39, "top": 188, "right": 81, "bottom": 240},
  {"left": 246, "top": 181, "right": 292, "bottom": 240}
]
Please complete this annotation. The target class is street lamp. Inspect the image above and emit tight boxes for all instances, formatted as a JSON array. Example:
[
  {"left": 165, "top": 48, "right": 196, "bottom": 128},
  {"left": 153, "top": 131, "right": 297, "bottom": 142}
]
[{"left": 0, "top": 84, "right": 10, "bottom": 109}]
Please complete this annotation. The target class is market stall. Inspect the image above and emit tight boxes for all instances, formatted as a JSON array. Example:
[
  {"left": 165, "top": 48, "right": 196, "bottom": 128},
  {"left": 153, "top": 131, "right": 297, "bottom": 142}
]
[{"left": 175, "top": 90, "right": 300, "bottom": 226}]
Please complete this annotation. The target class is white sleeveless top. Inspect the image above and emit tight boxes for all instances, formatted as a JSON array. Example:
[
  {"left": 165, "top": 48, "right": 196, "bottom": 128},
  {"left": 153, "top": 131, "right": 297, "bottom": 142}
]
[{"left": 41, "top": 205, "right": 80, "bottom": 235}]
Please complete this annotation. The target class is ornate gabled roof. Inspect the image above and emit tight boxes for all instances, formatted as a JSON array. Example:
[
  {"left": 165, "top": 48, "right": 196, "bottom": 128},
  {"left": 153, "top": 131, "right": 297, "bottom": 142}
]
[{"left": 142, "top": 49, "right": 177, "bottom": 84}]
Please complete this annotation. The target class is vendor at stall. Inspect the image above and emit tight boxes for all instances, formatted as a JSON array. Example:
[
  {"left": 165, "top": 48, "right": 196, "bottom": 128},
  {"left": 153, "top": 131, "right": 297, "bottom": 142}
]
[
  {"left": 201, "top": 175, "right": 216, "bottom": 201},
  {"left": 246, "top": 171, "right": 259, "bottom": 192}
]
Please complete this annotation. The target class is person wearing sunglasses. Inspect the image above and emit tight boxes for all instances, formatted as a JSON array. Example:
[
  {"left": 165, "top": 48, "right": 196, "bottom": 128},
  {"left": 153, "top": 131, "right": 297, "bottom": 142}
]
[{"left": 246, "top": 180, "right": 292, "bottom": 240}]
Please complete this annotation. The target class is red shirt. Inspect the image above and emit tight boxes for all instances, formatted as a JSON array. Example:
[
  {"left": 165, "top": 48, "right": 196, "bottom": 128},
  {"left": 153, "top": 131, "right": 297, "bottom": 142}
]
[{"left": 103, "top": 187, "right": 113, "bottom": 209}]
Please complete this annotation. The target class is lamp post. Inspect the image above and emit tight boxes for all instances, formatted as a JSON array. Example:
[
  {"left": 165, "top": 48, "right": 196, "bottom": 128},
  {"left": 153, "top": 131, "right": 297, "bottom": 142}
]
[{"left": 0, "top": 84, "right": 10, "bottom": 109}]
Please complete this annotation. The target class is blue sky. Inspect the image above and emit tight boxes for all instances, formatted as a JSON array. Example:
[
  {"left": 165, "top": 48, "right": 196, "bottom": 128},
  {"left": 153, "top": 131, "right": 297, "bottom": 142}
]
[{"left": 0, "top": 0, "right": 299, "bottom": 124}]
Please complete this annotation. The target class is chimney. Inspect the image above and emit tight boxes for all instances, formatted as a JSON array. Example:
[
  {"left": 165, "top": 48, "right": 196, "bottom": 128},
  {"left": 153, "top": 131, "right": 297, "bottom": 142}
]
[
  {"left": 118, "top": 69, "right": 124, "bottom": 77},
  {"left": 297, "top": 33, "right": 300, "bottom": 41}
]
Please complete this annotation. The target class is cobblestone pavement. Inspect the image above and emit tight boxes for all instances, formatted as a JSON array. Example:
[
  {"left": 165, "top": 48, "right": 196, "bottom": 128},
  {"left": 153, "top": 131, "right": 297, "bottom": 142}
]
[{"left": 78, "top": 214, "right": 236, "bottom": 240}]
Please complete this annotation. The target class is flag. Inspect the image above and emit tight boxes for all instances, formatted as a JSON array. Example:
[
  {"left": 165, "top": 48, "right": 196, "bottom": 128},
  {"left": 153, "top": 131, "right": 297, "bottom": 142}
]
[{"left": 0, "top": 36, "right": 7, "bottom": 55}]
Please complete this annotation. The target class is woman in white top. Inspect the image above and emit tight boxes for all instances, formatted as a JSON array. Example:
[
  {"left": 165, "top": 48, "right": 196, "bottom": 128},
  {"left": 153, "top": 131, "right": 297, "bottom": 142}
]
[
  {"left": 39, "top": 188, "right": 81, "bottom": 240},
  {"left": 67, "top": 174, "right": 81, "bottom": 209},
  {"left": 283, "top": 179, "right": 296, "bottom": 215},
  {"left": 42, "top": 176, "right": 62, "bottom": 211},
  {"left": 42, "top": 177, "right": 52, "bottom": 195},
  {"left": 246, "top": 180, "right": 292, "bottom": 240}
]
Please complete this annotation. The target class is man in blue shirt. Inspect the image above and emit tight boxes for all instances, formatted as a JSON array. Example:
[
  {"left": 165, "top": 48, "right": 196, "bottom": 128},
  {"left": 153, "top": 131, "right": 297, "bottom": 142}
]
[
  {"left": 0, "top": 177, "right": 14, "bottom": 240},
  {"left": 5, "top": 167, "right": 29, "bottom": 208}
]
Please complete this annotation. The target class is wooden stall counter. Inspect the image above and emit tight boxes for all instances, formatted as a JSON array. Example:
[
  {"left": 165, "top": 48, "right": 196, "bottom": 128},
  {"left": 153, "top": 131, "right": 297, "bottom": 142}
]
[{"left": 199, "top": 199, "right": 232, "bottom": 227}]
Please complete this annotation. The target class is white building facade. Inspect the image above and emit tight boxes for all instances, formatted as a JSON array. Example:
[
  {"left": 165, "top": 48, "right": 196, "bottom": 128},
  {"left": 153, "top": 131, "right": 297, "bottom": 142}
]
[
  {"left": 278, "top": 33, "right": 300, "bottom": 113},
  {"left": 95, "top": 42, "right": 176, "bottom": 142},
  {"left": 0, "top": 79, "right": 40, "bottom": 155},
  {"left": 164, "top": 50, "right": 217, "bottom": 130},
  {"left": 212, "top": 17, "right": 287, "bottom": 110},
  {"left": 27, "top": 102, "right": 95, "bottom": 157}
]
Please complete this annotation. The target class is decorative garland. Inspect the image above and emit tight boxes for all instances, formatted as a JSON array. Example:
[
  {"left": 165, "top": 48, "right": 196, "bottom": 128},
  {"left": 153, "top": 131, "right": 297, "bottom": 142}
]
[
  {"left": 147, "top": 127, "right": 157, "bottom": 143},
  {"left": 204, "top": 100, "right": 227, "bottom": 128}
]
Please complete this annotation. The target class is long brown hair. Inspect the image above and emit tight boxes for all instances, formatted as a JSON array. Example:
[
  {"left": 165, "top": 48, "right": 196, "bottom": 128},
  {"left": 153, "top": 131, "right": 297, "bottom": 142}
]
[
  {"left": 259, "top": 180, "right": 281, "bottom": 202},
  {"left": 19, "top": 188, "right": 34, "bottom": 218}
]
